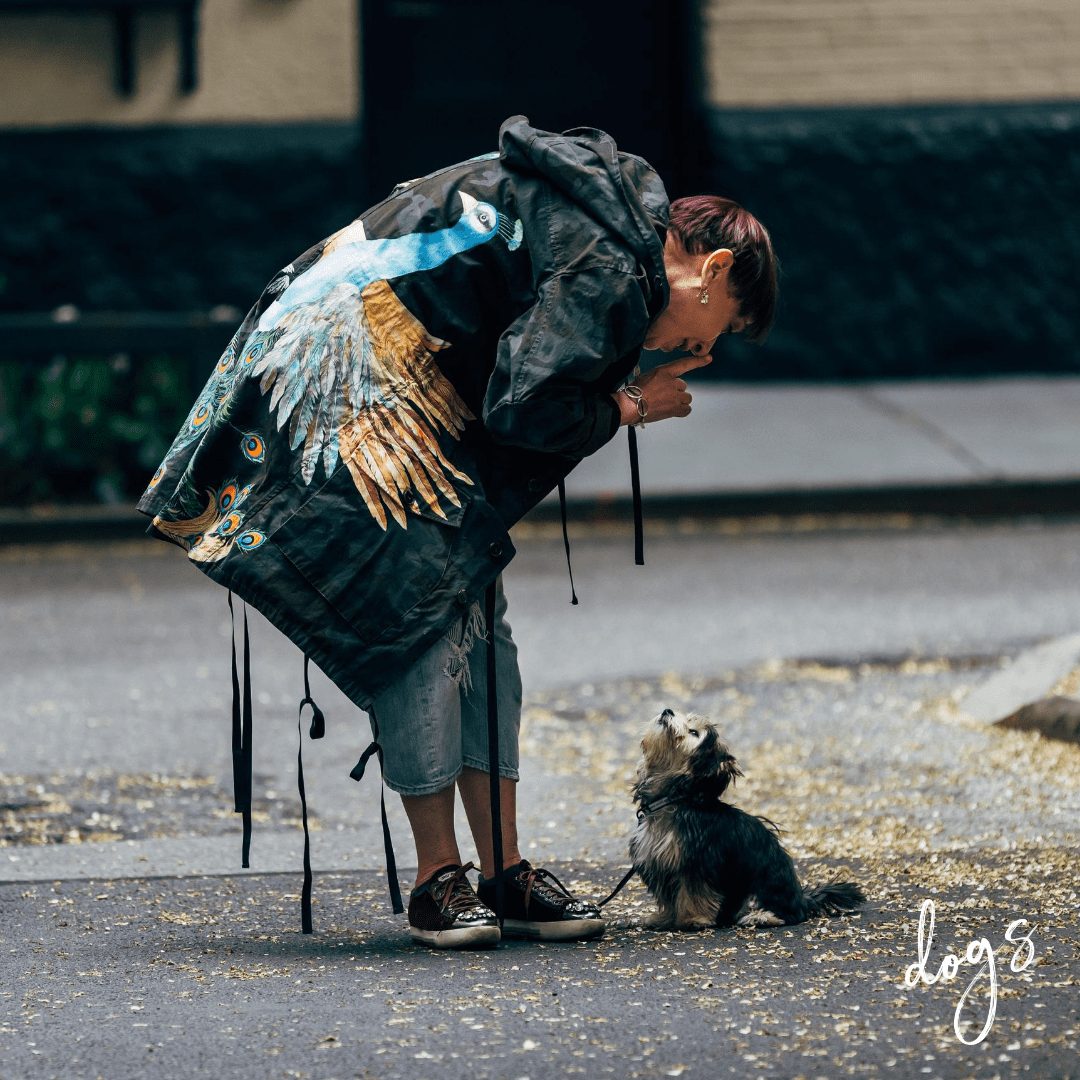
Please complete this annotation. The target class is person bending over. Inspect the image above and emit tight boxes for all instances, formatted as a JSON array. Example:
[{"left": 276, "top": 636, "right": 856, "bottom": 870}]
[{"left": 139, "top": 115, "right": 778, "bottom": 949}]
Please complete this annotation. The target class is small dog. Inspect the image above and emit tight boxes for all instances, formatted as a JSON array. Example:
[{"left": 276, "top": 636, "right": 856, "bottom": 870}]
[{"left": 630, "top": 709, "right": 865, "bottom": 930}]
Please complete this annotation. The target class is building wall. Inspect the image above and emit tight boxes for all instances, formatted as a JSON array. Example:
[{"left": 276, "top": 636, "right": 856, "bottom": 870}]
[
  {"left": 702, "top": 0, "right": 1080, "bottom": 107},
  {"left": 690, "top": 1, "right": 1080, "bottom": 377},
  {"left": 0, "top": 1, "right": 362, "bottom": 315},
  {"left": 0, "top": 1, "right": 1077, "bottom": 380},
  {"left": 701, "top": 101, "right": 1080, "bottom": 379},
  {"left": 5, "top": 0, "right": 1077, "bottom": 126},
  {"left": 0, "top": 0, "right": 357, "bottom": 127}
]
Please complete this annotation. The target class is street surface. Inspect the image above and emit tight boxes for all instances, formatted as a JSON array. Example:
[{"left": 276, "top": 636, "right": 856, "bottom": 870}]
[{"left": 1, "top": 519, "right": 1079, "bottom": 1078}]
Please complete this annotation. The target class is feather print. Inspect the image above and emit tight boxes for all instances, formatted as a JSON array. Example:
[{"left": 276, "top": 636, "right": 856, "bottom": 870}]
[
  {"left": 240, "top": 433, "right": 266, "bottom": 463},
  {"left": 145, "top": 189, "right": 526, "bottom": 547},
  {"left": 154, "top": 324, "right": 246, "bottom": 468},
  {"left": 241, "top": 191, "right": 521, "bottom": 530},
  {"left": 151, "top": 480, "right": 256, "bottom": 562},
  {"left": 152, "top": 490, "right": 221, "bottom": 542},
  {"left": 255, "top": 191, "right": 516, "bottom": 334}
]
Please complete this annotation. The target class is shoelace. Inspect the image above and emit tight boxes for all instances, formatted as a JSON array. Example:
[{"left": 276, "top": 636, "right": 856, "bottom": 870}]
[
  {"left": 434, "top": 862, "right": 485, "bottom": 917},
  {"left": 519, "top": 865, "right": 581, "bottom": 911}
]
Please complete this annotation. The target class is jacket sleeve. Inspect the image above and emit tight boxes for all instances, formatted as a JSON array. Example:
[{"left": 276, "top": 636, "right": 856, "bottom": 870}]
[{"left": 482, "top": 267, "right": 650, "bottom": 457}]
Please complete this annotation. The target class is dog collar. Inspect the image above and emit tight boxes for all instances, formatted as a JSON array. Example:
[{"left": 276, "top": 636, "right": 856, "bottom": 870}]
[
  {"left": 636, "top": 796, "right": 677, "bottom": 819},
  {"left": 637, "top": 792, "right": 725, "bottom": 819}
]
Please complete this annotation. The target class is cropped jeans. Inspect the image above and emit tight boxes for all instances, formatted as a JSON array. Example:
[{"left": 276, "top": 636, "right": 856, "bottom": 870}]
[{"left": 365, "top": 576, "right": 522, "bottom": 796}]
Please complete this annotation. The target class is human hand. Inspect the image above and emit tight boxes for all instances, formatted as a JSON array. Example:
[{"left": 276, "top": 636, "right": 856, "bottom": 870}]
[{"left": 615, "top": 354, "right": 713, "bottom": 425}]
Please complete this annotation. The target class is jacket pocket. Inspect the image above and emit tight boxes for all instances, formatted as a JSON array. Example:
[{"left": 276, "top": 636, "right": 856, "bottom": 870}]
[{"left": 270, "top": 464, "right": 468, "bottom": 645}]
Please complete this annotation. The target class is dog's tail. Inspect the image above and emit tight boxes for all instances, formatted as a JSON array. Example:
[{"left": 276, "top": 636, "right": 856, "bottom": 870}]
[{"left": 803, "top": 881, "right": 866, "bottom": 917}]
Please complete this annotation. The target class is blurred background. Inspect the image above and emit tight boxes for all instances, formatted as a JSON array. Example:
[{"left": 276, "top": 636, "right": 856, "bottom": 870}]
[{"left": 0, "top": 0, "right": 1078, "bottom": 510}]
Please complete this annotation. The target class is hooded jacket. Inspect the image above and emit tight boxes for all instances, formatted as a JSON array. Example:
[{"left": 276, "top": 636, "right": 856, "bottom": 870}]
[{"left": 137, "top": 116, "right": 670, "bottom": 707}]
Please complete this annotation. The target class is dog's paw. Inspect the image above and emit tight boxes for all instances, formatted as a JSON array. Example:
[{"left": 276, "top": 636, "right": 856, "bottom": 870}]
[
  {"left": 642, "top": 910, "right": 675, "bottom": 930},
  {"left": 736, "top": 908, "right": 785, "bottom": 928},
  {"left": 674, "top": 917, "right": 716, "bottom": 931}
]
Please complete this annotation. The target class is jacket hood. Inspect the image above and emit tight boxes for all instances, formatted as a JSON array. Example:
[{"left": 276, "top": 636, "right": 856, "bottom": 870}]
[{"left": 499, "top": 115, "right": 669, "bottom": 310}]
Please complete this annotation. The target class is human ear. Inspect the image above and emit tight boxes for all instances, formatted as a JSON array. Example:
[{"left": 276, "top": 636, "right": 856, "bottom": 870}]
[{"left": 701, "top": 248, "right": 735, "bottom": 285}]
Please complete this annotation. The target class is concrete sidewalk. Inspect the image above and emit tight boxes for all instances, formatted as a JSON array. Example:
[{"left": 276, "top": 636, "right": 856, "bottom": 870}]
[
  {"left": 2, "top": 375, "right": 1080, "bottom": 543},
  {"left": 547, "top": 374, "right": 1080, "bottom": 519}
]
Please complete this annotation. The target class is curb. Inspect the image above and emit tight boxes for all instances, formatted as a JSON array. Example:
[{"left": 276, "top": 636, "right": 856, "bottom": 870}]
[
  {"left": 960, "top": 633, "right": 1080, "bottom": 744},
  {"left": 533, "top": 479, "right": 1080, "bottom": 525},
  {"left": 4, "top": 478, "right": 1080, "bottom": 545},
  {"left": 0, "top": 505, "right": 149, "bottom": 546}
]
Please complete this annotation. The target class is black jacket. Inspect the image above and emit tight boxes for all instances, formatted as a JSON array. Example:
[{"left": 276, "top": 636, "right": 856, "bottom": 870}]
[{"left": 138, "top": 116, "right": 670, "bottom": 706}]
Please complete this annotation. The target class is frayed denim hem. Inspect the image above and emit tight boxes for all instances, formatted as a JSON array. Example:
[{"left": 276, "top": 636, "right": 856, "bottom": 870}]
[
  {"left": 380, "top": 767, "right": 463, "bottom": 798},
  {"left": 461, "top": 754, "right": 519, "bottom": 782},
  {"left": 382, "top": 759, "right": 520, "bottom": 796}
]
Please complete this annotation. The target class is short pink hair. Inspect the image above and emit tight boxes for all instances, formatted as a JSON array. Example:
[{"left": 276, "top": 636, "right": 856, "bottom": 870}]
[{"left": 668, "top": 196, "right": 779, "bottom": 343}]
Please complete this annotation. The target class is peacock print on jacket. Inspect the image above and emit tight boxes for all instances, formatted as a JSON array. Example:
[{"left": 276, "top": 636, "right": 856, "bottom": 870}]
[
  {"left": 145, "top": 192, "right": 525, "bottom": 557},
  {"left": 138, "top": 116, "right": 668, "bottom": 706}
]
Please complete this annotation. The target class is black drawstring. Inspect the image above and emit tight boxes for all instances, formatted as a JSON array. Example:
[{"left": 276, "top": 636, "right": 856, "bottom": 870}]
[
  {"left": 485, "top": 582, "right": 504, "bottom": 924},
  {"left": 228, "top": 593, "right": 253, "bottom": 869},
  {"left": 556, "top": 480, "right": 579, "bottom": 605},
  {"left": 628, "top": 426, "right": 644, "bottom": 566},
  {"left": 350, "top": 720, "right": 404, "bottom": 915},
  {"left": 297, "top": 655, "right": 325, "bottom": 934}
]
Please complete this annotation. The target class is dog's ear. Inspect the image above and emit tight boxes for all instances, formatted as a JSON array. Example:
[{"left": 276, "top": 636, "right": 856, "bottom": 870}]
[{"left": 690, "top": 727, "right": 743, "bottom": 793}]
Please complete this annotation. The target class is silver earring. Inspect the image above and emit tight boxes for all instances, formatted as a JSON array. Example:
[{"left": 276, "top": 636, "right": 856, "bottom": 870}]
[{"left": 699, "top": 288, "right": 709, "bottom": 306}]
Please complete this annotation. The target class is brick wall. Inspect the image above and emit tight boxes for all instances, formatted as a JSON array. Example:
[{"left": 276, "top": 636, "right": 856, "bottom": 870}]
[
  {"left": 703, "top": 0, "right": 1080, "bottom": 106},
  {"left": 702, "top": 102, "right": 1080, "bottom": 379}
]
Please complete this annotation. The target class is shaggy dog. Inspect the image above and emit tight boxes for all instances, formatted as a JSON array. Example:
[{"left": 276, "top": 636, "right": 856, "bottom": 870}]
[{"left": 629, "top": 709, "right": 865, "bottom": 930}]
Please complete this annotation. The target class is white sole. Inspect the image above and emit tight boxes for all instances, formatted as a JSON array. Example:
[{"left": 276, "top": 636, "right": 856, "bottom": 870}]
[
  {"left": 499, "top": 917, "right": 606, "bottom": 942},
  {"left": 409, "top": 923, "right": 501, "bottom": 949}
]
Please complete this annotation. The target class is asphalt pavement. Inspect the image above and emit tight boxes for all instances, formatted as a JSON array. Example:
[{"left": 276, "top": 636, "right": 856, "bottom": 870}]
[
  {"left": 2, "top": 375, "right": 1080, "bottom": 1078},
  {"left": 2, "top": 652, "right": 1078, "bottom": 1080}
]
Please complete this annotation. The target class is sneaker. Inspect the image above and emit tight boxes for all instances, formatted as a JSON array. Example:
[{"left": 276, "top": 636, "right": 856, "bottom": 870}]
[
  {"left": 408, "top": 862, "right": 501, "bottom": 949},
  {"left": 477, "top": 860, "right": 605, "bottom": 941}
]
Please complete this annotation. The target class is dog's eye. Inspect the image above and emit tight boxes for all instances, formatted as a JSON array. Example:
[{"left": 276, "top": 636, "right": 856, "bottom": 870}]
[{"left": 688, "top": 729, "right": 699, "bottom": 738}]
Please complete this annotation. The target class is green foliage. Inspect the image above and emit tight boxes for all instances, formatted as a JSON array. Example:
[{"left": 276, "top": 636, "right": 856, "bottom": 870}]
[{"left": 0, "top": 354, "right": 193, "bottom": 506}]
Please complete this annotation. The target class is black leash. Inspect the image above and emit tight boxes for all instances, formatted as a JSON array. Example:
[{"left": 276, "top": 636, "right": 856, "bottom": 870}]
[
  {"left": 484, "top": 581, "right": 504, "bottom": 925},
  {"left": 556, "top": 480, "right": 579, "bottom": 605},
  {"left": 598, "top": 865, "right": 638, "bottom": 908},
  {"left": 627, "top": 425, "right": 644, "bottom": 566}
]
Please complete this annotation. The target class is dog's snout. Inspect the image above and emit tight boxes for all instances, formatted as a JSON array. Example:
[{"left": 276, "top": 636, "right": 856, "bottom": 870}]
[{"left": 659, "top": 709, "right": 675, "bottom": 726}]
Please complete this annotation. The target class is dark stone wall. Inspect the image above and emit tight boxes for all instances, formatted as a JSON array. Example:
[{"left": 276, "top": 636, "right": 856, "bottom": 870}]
[
  {"left": 0, "top": 123, "right": 362, "bottom": 314},
  {"left": 702, "top": 101, "right": 1080, "bottom": 380},
  {"left": 1, "top": 104, "right": 1078, "bottom": 380}
]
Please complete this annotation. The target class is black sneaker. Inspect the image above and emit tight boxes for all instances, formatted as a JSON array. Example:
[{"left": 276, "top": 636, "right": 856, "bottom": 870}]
[
  {"left": 408, "top": 862, "right": 501, "bottom": 949},
  {"left": 477, "top": 860, "right": 605, "bottom": 941}
]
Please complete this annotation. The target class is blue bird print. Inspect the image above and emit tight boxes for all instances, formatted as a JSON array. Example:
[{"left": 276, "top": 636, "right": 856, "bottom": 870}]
[
  {"left": 150, "top": 191, "right": 525, "bottom": 541},
  {"left": 256, "top": 191, "right": 522, "bottom": 334},
  {"left": 243, "top": 191, "right": 523, "bottom": 529}
]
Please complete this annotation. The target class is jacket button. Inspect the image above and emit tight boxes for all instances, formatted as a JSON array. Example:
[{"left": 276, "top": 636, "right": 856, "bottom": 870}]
[
  {"left": 527, "top": 478, "right": 543, "bottom": 493},
  {"left": 455, "top": 589, "right": 469, "bottom": 607},
  {"left": 488, "top": 541, "right": 503, "bottom": 559}
]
